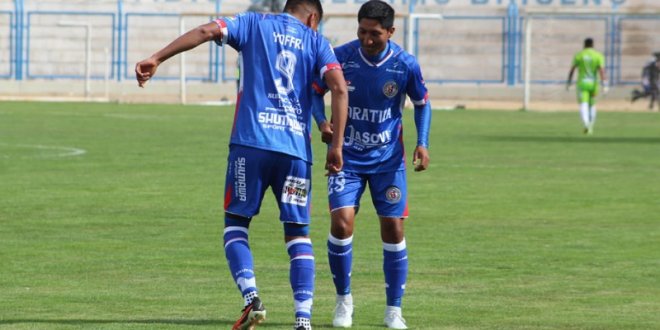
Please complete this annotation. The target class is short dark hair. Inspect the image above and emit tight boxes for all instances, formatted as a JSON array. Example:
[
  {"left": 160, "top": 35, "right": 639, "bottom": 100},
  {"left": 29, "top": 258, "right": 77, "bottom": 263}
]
[
  {"left": 358, "top": 0, "right": 395, "bottom": 29},
  {"left": 284, "top": 0, "right": 323, "bottom": 20},
  {"left": 584, "top": 38, "right": 594, "bottom": 48},
  {"left": 654, "top": 51, "right": 660, "bottom": 60}
]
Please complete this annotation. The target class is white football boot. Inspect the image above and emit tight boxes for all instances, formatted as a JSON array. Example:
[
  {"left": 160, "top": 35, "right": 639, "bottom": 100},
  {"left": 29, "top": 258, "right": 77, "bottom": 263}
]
[
  {"left": 332, "top": 294, "right": 353, "bottom": 328},
  {"left": 384, "top": 306, "right": 408, "bottom": 329}
]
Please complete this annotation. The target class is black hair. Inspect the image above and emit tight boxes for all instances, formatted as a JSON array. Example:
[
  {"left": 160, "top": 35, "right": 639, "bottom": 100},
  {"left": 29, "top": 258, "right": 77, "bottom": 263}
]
[
  {"left": 584, "top": 38, "right": 594, "bottom": 48},
  {"left": 358, "top": 0, "right": 395, "bottom": 29},
  {"left": 284, "top": 0, "right": 323, "bottom": 20}
]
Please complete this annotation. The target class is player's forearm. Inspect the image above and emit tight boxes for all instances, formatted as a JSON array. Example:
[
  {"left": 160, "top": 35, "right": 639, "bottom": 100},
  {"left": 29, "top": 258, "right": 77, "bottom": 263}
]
[
  {"left": 567, "top": 67, "right": 576, "bottom": 84},
  {"left": 329, "top": 91, "right": 347, "bottom": 148},
  {"left": 414, "top": 102, "right": 432, "bottom": 148},
  {"left": 324, "top": 69, "right": 348, "bottom": 148},
  {"left": 151, "top": 23, "right": 218, "bottom": 64},
  {"left": 311, "top": 94, "right": 327, "bottom": 128}
]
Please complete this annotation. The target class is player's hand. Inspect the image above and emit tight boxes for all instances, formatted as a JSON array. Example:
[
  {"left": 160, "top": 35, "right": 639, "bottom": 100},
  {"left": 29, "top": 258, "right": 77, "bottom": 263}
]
[
  {"left": 135, "top": 57, "right": 159, "bottom": 87},
  {"left": 319, "top": 121, "right": 333, "bottom": 144},
  {"left": 603, "top": 84, "right": 610, "bottom": 94},
  {"left": 325, "top": 146, "right": 343, "bottom": 176},
  {"left": 412, "top": 145, "right": 430, "bottom": 172}
]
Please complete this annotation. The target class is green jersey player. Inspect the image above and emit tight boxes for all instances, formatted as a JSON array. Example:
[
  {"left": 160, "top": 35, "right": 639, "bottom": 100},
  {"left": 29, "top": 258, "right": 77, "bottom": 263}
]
[{"left": 566, "top": 38, "right": 607, "bottom": 135}]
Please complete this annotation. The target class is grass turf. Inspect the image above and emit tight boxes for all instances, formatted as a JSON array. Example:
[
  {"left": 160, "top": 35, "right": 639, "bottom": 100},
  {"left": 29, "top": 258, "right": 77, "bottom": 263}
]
[{"left": 0, "top": 101, "right": 658, "bottom": 329}]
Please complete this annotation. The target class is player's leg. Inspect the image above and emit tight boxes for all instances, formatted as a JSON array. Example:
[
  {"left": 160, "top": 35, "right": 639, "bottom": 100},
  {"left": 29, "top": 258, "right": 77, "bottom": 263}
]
[
  {"left": 588, "top": 86, "right": 598, "bottom": 134},
  {"left": 224, "top": 146, "right": 270, "bottom": 330},
  {"left": 649, "top": 85, "right": 658, "bottom": 110},
  {"left": 369, "top": 171, "right": 409, "bottom": 329},
  {"left": 576, "top": 84, "right": 592, "bottom": 134},
  {"left": 327, "top": 171, "right": 365, "bottom": 328},
  {"left": 272, "top": 154, "right": 315, "bottom": 330}
]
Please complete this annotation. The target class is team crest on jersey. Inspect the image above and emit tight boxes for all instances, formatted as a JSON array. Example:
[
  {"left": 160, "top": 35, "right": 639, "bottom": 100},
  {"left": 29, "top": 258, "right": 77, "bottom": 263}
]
[
  {"left": 281, "top": 176, "right": 309, "bottom": 206},
  {"left": 383, "top": 81, "right": 398, "bottom": 98},
  {"left": 385, "top": 186, "right": 402, "bottom": 204}
]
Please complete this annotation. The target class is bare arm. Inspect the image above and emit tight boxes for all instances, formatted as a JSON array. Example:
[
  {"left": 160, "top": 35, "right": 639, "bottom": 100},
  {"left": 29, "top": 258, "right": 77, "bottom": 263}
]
[
  {"left": 136, "top": 22, "right": 222, "bottom": 87},
  {"left": 566, "top": 65, "right": 576, "bottom": 88},
  {"left": 322, "top": 69, "right": 348, "bottom": 174}
]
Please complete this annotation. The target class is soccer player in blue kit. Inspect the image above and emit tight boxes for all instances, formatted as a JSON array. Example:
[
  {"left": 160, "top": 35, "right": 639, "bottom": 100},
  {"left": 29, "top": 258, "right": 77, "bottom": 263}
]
[
  {"left": 134, "top": 1, "right": 349, "bottom": 329},
  {"left": 312, "top": 1, "right": 431, "bottom": 329}
]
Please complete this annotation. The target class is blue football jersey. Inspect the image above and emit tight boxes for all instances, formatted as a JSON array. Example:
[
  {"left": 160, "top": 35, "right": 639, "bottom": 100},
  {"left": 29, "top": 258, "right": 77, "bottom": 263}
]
[
  {"left": 335, "top": 40, "right": 429, "bottom": 173},
  {"left": 214, "top": 13, "right": 340, "bottom": 163}
]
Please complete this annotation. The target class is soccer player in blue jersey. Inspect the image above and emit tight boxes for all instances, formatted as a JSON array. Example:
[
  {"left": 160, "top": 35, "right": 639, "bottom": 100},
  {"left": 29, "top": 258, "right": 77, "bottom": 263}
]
[
  {"left": 312, "top": 1, "right": 431, "bottom": 329},
  {"left": 135, "top": 1, "right": 349, "bottom": 329}
]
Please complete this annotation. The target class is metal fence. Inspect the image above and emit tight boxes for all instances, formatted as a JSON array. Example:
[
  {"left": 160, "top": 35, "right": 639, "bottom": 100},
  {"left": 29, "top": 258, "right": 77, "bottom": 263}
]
[{"left": 1, "top": 0, "right": 659, "bottom": 87}]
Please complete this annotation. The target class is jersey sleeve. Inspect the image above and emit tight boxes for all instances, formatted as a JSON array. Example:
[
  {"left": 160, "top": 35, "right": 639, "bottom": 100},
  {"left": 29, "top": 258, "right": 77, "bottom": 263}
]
[
  {"left": 406, "top": 59, "right": 429, "bottom": 106},
  {"left": 316, "top": 37, "right": 341, "bottom": 78},
  {"left": 572, "top": 53, "right": 579, "bottom": 67},
  {"left": 311, "top": 77, "right": 328, "bottom": 126},
  {"left": 213, "top": 12, "right": 254, "bottom": 50}
]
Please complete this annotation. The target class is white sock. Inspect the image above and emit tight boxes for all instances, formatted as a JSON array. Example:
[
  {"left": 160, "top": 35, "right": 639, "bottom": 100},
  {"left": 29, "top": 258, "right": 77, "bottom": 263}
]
[
  {"left": 337, "top": 293, "right": 353, "bottom": 305},
  {"left": 589, "top": 105, "right": 597, "bottom": 129},
  {"left": 385, "top": 306, "right": 403, "bottom": 315},
  {"left": 580, "top": 102, "right": 590, "bottom": 128}
]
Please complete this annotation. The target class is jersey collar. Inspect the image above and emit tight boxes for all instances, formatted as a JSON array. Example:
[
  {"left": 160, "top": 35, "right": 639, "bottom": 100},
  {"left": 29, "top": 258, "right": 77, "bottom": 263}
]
[{"left": 359, "top": 43, "right": 394, "bottom": 68}]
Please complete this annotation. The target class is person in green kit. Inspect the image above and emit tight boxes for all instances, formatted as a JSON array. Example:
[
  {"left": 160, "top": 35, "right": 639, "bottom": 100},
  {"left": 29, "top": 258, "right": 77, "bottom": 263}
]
[{"left": 566, "top": 38, "right": 607, "bottom": 135}]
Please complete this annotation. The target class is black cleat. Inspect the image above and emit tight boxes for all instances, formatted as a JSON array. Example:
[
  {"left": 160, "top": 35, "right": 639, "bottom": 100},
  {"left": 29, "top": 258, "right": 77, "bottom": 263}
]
[{"left": 232, "top": 297, "right": 266, "bottom": 330}]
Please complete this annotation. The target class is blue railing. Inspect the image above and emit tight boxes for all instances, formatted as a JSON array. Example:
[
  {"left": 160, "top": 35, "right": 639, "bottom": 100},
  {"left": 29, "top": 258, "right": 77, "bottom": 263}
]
[
  {"left": 0, "top": 10, "right": 13, "bottom": 79},
  {"left": 516, "top": 16, "right": 610, "bottom": 85},
  {"left": 3, "top": 0, "right": 659, "bottom": 86},
  {"left": 25, "top": 11, "right": 116, "bottom": 80}
]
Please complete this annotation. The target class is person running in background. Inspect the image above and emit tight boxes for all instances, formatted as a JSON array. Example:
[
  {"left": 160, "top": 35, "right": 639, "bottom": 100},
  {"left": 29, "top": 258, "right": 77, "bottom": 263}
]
[
  {"left": 567, "top": 38, "right": 607, "bottom": 135},
  {"left": 135, "top": 0, "right": 349, "bottom": 329},
  {"left": 631, "top": 52, "right": 660, "bottom": 111}
]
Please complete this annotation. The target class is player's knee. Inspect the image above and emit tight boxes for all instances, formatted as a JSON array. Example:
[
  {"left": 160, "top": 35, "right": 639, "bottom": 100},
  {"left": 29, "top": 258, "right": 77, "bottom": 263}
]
[
  {"left": 225, "top": 212, "right": 251, "bottom": 228},
  {"left": 283, "top": 222, "right": 310, "bottom": 237}
]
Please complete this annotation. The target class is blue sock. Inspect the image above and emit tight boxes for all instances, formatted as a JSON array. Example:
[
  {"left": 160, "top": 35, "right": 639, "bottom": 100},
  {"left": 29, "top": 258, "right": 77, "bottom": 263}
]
[
  {"left": 287, "top": 238, "right": 315, "bottom": 319},
  {"left": 383, "top": 239, "right": 408, "bottom": 307},
  {"left": 223, "top": 219, "right": 257, "bottom": 306},
  {"left": 327, "top": 234, "right": 353, "bottom": 295}
]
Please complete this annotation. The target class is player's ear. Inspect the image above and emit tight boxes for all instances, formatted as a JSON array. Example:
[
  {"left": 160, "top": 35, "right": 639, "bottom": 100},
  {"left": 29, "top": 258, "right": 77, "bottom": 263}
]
[
  {"left": 306, "top": 12, "right": 320, "bottom": 31},
  {"left": 387, "top": 26, "right": 395, "bottom": 39}
]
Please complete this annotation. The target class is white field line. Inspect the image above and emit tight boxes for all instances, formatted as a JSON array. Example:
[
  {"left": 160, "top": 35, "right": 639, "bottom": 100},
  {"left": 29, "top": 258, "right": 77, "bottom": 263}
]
[{"left": 0, "top": 143, "right": 87, "bottom": 159}]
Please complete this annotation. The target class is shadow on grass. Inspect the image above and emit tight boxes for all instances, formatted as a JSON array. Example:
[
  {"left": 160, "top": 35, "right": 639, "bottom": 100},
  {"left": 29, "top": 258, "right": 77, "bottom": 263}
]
[
  {"left": 0, "top": 319, "right": 227, "bottom": 326},
  {"left": 479, "top": 135, "right": 660, "bottom": 144},
  {"left": 0, "top": 319, "right": 299, "bottom": 328}
]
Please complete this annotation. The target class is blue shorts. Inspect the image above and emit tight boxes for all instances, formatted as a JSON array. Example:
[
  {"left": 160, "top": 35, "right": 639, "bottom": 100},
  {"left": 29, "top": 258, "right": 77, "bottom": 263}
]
[
  {"left": 224, "top": 145, "right": 312, "bottom": 224},
  {"left": 327, "top": 170, "right": 408, "bottom": 218}
]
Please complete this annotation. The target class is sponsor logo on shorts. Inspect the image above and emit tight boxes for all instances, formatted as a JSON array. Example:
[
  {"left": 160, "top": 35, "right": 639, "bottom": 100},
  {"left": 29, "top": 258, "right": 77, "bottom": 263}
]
[
  {"left": 385, "top": 186, "right": 402, "bottom": 204},
  {"left": 282, "top": 176, "right": 309, "bottom": 207},
  {"left": 234, "top": 157, "right": 247, "bottom": 201},
  {"left": 383, "top": 80, "right": 398, "bottom": 98}
]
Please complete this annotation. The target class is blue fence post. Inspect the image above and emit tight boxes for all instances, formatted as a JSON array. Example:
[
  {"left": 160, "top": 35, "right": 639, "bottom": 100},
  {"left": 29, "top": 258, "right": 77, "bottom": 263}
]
[
  {"left": 14, "top": 0, "right": 23, "bottom": 80},
  {"left": 506, "top": 0, "right": 519, "bottom": 86},
  {"left": 610, "top": 1, "right": 619, "bottom": 86},
  {"left": 214, "top": 0, "right": 221, "bottom": 82},
  {"left": 116, "top": 0, "right": 123, "bottom": 81}
]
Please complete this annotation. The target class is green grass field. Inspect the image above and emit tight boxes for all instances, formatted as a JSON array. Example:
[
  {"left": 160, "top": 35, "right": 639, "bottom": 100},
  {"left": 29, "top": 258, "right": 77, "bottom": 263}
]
[{"left": 1, "top": 101, "right": 659, "bottom": 329}]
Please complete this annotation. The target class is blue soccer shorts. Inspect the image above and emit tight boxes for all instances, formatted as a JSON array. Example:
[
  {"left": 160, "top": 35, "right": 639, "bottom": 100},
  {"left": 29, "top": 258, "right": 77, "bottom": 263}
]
[
  {"left": 327, "top": 170, "right": 408, "bottom": 218},
  {"left": 224, "top": 145, "right": 312, "bottom": 224}
]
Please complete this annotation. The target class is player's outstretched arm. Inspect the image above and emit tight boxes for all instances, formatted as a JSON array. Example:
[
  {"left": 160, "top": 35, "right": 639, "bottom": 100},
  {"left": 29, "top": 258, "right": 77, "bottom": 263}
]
[
  {"left": 136, "top": 22, "right": 222, "bottom": 87},
  {"left": 323, "top": 68, "right": 348, "bottom": 174}
]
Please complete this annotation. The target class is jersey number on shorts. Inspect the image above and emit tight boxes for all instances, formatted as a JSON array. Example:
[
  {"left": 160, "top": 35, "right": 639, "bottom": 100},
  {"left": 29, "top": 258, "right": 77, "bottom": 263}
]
[{"left": 328, "top": 174, "right": 346, "bottom": 195}]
